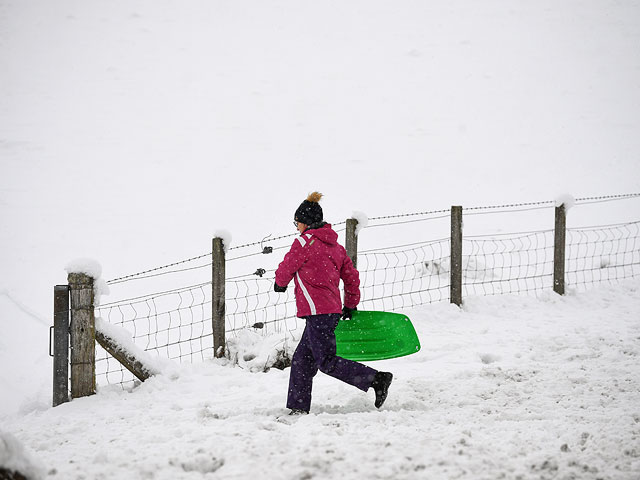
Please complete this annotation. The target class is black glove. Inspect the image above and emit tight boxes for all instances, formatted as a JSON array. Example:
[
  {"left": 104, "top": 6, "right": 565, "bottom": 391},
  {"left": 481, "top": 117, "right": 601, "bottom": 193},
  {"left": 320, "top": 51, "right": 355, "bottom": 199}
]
[
  {"left": 341, "top": 306, "right": 356, "bottom": 320},
  {"left": 274, "top": 283, "right": 287, "bottom": 293}
]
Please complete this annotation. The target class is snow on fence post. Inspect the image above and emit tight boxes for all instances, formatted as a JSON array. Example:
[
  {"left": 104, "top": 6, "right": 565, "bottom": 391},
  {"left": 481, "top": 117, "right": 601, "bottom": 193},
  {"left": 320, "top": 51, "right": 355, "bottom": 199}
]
[
  {"left": 212, "top": 237, "right": 226, "bottom": 358},
  {"left": 553, "top": 204, "right": 567, "bottom": 295},
  {"left": 345, "top": 218, "right": 359, "bottom": 269},
  {"left": 52, "top": 285, "right": 70, "bottom": 407},
  {"left": 450, "top": 206, "right": 463, "bottom": 306},
  {"left": 68, "top": 272, "right": 96, "bottom": 398}
]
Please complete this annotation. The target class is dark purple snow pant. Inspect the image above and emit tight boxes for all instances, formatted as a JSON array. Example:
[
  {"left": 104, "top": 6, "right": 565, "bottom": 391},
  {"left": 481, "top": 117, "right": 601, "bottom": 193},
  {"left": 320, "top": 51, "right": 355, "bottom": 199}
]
[{"left": 286, "top": 313, "right": 377, "bottom": 412}]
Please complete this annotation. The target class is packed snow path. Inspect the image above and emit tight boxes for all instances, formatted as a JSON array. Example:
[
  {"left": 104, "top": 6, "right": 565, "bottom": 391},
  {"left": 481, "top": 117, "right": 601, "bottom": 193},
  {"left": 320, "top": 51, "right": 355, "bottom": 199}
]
[{"left": 4, "top": 281, "right": 640, "bottom": 479}]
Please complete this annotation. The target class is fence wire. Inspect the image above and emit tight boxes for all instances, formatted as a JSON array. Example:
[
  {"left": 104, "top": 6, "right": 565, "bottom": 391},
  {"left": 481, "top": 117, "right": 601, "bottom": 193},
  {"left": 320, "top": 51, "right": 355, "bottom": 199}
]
[
  {"left": 225, "top": 277, "right": 300, "bottom": 335},
  {"left": 463, "top": 231, "right": 555, "bottom": 297},
  {"left": 95, "top": 284, "right": 212, "bottom": 387},
  {"left": 92, "top": 197, "right": 640, "bottom": 388},
  {"left": 358, "top": 239, "right": 451, "bottom": 310},
  {"left": 567, "top": 221, "right": 640, "bottom": 290}
]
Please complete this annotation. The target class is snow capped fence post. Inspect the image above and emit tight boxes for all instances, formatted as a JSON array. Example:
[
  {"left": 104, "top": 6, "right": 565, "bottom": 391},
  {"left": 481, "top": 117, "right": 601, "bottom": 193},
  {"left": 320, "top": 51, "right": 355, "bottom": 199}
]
[
  {"left": 212, "top": 237, "right": 226, "bottom": 358},
  {"left": 450, "top": 206, "right": 463, "bottom": 306},
  {"left": 553, "top": 204, "right": 567, "bottom": 295},
  {"left": 52, "top": 285, "right": 70, "bottom": 407},
  {"left": 68, "top": 272, "right": 96, "bottom": 398},
  {"left": 346, "top": 218, "right": 359, "bottom": 269}
]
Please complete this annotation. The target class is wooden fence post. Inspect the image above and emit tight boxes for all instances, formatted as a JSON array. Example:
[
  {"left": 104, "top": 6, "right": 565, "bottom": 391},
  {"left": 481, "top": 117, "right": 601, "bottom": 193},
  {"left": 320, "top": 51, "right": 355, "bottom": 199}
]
[
  {"left": 345, "top": 218, "right": 359, "bottom": 269},
  {"left": 95, "top": 329, "right": 157, "bottom": 382},
  {"left": 68, "top": 273, "right": 95, "bottom": 398},
  {"left": 450, "top": 206, "right": 463, "bottom": 306},
  {"left": 553, "top": 204, "right": 567, "bottom": 295},
  {"left": 52, "top": 285, "right": 69, "bottom": 407},
  {"left": 212, "top": 237, "right": 226, "bottom": 358}
]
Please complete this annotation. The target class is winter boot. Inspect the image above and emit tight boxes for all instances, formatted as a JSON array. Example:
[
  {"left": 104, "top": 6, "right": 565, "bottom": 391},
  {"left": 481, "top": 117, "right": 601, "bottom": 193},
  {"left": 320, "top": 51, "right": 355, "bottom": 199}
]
[
  {"left": 371, "top": 371, "right": 393, "bottom": 408},
  {"left": 289, "top": 408, "right": 309, "bottom": 416}
]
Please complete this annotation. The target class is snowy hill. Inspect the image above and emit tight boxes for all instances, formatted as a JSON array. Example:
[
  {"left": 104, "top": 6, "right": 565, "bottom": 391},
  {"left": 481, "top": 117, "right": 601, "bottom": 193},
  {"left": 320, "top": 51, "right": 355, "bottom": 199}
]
[
  {"left": 3, "top": 282, "right": 640, "bottom": 479},
  {"left": 0, "top": 291, "right": 51, "bottom": 417},
  {"left": 1, "top": 0, "right": 639, "bottom": 328},
  {"left": 2, "top": 0, "right": 640, "bottom": 478}
]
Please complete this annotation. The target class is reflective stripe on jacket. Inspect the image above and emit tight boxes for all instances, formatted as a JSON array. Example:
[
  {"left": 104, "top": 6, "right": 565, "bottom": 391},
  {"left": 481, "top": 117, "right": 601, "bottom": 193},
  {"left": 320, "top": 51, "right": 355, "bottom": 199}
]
[{"left": 275, "top": 224, "right": 360, "bottom": 318}]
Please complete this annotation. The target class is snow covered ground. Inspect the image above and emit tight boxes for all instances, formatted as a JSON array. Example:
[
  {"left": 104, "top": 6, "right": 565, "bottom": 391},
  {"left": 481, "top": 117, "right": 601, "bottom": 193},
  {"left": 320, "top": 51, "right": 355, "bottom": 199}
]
[
  {"left": 3, "top": 280, "right": 640, "bottom": 479},
  {"left": 2, "top": 0, "right": 640, "bottom": 478}
]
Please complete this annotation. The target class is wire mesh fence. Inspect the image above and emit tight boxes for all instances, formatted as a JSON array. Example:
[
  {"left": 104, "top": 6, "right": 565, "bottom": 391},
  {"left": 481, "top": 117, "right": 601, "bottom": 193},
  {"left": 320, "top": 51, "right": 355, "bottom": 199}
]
[
  {"left": 225, "top": 276, "right": 300, "bottom": 336},
  {"left": 358, "top": 239, "right": 451, "bottom": 311},
  {"left": 95, "top": 283, "right": 212, "bottom": 387},
  {"left": 462, "top": 230, "right": 555, "bottom": 297},
  {"left": 94, "top": 231, "right": 308, "bottom": 387},
  {"left": 566, "top": 221, "right": 640, "bottom": 290},
  {"left": 90, "top": 195, "right": 640, "bottom": 388}
]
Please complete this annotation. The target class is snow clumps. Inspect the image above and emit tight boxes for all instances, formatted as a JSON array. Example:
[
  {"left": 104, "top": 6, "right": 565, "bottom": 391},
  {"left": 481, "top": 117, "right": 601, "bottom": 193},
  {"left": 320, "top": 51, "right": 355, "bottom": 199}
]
[
  {"left": 64, "top": 257, "right": 102, "bottom": 279},
  {"left": 214, "top": 230, "right": 233, "bottom": 253},
  {"left": 350, "top": 211, "right": 369, "bottom": 236},
  {"left": 226, "top": 329, "right": 300, "bottom": 372},
  {"left": 555, "top": 193, "right": 576, "bottom": 211},
  {"left": 65, "top": 257, "right": 110, "bottom": 306},
  {"left": 0, "top": 431, "right": 45, "bottom": 480}
]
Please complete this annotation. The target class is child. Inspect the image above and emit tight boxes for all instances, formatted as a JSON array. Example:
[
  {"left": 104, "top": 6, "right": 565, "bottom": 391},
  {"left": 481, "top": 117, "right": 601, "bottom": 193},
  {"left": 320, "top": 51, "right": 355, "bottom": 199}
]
[{"left": 274, "top": 192, "right": 393, "bottom": 415}]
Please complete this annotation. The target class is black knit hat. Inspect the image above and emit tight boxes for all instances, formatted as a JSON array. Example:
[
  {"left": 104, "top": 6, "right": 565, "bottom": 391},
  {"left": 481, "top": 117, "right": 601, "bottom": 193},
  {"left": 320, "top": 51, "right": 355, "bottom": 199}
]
[{"left": 295, "top": 192, "right": 323, "bottom": 226}]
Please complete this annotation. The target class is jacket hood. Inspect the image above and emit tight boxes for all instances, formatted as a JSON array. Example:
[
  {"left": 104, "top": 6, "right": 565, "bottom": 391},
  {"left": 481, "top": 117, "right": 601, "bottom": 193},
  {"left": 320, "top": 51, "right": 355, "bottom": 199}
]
[{"left": 304, "top": 223, "right": 338, "bottom": 245}]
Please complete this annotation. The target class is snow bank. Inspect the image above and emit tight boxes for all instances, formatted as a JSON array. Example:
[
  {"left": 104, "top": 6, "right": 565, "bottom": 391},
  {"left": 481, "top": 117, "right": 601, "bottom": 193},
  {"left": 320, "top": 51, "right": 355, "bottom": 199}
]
[
  {"left": 3, "top": 280, "right": 640, "bottom": 479},
  {"left": 417, "top": 256, "right": 496, "bottom": 281},
  {"left": 0, "top": 294, "right": 51, "bottom": 418},
  {"left": 0, "top": 431, "right": 45, "bottom": 480},
  {"left": 225, "top": 329, "right": 301, "bottom": 372}
]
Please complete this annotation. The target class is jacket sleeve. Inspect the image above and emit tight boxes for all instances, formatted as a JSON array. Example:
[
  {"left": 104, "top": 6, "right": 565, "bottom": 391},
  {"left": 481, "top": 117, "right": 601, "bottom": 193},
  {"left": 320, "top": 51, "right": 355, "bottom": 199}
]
[
  {"left": 275, "top": 239, "right": 307, "bottom": 288},
  {"left": 340, "top": 254, "right": 361, "bottom": 309}
]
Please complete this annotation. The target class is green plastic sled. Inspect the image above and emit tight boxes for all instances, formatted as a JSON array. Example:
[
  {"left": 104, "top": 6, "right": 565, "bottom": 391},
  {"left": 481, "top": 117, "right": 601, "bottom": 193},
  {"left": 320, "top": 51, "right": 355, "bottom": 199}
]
[{"left": 335, "top": 310, "right": 421, "bottom": 361}]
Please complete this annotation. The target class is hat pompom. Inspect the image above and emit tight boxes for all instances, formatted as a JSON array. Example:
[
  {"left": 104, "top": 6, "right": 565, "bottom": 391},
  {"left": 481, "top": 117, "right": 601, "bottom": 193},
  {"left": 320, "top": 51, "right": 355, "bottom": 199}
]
[
  {"left": 295, "top": 191, "right": 324, "bottom": 226},
  {"left": 307, "top": 191, "right": 323, "bottom": 203}
]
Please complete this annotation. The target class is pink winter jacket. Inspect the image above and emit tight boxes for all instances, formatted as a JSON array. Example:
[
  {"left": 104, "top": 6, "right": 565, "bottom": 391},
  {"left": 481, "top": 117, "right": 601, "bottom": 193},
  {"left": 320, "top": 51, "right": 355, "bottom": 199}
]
[{"left": 275, "top": 224, "right": 360, "bottom": 318}]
